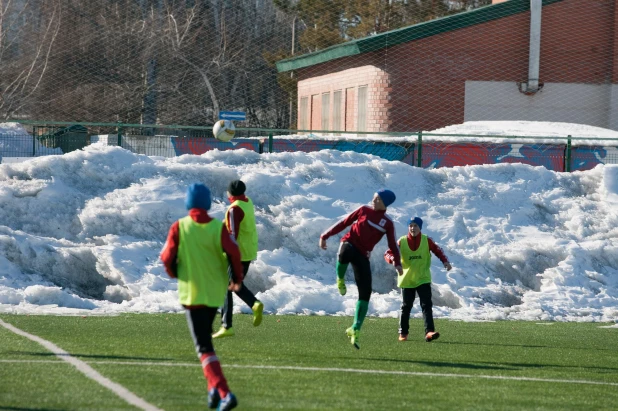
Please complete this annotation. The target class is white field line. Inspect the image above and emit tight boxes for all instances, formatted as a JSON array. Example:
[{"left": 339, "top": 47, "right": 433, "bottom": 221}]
[
  {"left": 2, "top": 358, "right": 618, "bottom": 388},
  {"left": 0, "top": 319, "right": 163, "bottom": 411}
]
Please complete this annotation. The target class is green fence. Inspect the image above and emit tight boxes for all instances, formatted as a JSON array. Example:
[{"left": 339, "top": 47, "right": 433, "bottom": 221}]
[{"left": 2, "top": 121, "right": 618, "bottom": 172}]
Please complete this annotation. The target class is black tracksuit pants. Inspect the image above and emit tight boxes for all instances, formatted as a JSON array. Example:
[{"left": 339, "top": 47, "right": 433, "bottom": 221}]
[
  {"left": 221, "top": 261, "right": 258, "bottom": 329},
  {"left": 186, "top": 306, "right": 218, "bottom": 354},
  {"left": 399, "top": 282, "right": 435, "bottom": 336},
  {"left": 338, "top": 242, "right": 372, "bottom": 301}
]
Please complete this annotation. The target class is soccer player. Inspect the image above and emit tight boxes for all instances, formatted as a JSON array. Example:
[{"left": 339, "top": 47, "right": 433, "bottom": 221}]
[
  {"left": 213, "top": 180, "right": 264, "bottom": 338},
  {"left": 384, "top": 216, "right": 452, "bottom": 343},
  {"left": 319, "top": 189, "right": 402, "bottom": 349},
  {"left": 161, "top": 183, "right": 241, "bottom": 411}
]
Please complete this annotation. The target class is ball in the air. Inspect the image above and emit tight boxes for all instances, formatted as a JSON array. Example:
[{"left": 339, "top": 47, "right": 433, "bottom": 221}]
[{"left": 213, "top": 120, "right": 235, "bottom": 142}]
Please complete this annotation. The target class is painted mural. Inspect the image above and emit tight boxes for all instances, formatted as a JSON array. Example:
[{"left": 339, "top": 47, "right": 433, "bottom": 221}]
[
  {"left": 571, "top": 146, "right": 618, "bottom": 171},
  {"left": 271, "top": 139, "right": 337, "bottom": 153},
  {"left": 172, "top": 138, "right": 260, "bottom": 155},
  {"left": 420, "top": 143, "right": 566, "bottom": 171},
  {"left": 103, "top": 135, "right": 617, "bottom": 172}
]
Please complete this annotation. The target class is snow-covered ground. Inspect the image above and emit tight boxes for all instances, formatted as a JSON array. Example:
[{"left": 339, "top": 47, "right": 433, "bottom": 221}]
[{"left": 0, "top": 121, "right": 617, "bottom": 323}]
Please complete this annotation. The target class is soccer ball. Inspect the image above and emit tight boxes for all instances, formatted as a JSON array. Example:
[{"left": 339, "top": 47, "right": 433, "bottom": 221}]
[{"left": 213, "top": 120, "right": 235, "bottom": 142}]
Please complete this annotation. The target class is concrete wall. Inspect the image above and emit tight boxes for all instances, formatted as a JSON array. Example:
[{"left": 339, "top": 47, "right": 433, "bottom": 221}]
[{"left": 465, "top": 81, "right": 616, "bottom": 129}]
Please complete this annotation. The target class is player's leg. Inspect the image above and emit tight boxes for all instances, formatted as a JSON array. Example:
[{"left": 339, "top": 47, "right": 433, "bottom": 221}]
[
  {"left": 417, "top": 282, "right": 439, "bottom": 342},
  {"left": 345, "top": 248, "right": 371, "bottom": 349},
  {"left": 351, "top": 256, "right": 372, "bottom": 332},
  {"left": 186, "top": 307, "right": 237, "bottom": 409},
  {"left": 335, "top": 242, "right": 353, "bottom": 295},
  {"left": 398, "top": 287, "right": 415, "bottom": 341},
  {"left": 213, "top": 266, "right": 235, "bottom": 339},
  {"left": 234, "top": 261, "right": 264, "bottom": 326}
]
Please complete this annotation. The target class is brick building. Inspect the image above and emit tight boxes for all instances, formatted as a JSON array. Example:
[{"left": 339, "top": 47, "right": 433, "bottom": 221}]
[{"left": 276, "top": 0, "right": 618, "bottom": 133}]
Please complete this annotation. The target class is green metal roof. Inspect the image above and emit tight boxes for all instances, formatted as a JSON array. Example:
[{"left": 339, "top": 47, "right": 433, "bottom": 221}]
[{"left": 276, "top": 0, "right": 564, "bottom": 73}]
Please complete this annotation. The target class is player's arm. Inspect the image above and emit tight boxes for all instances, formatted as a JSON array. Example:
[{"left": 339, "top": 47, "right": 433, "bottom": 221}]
[
  {"left": 383, "top": 238, "right": 401, "bottom": 265},
  {"left": 319, "top": 206, "right": 362, "bottom": 249},
  {"left": 385, "top": 223, "right": 403, "bottom": 275},
  {"left": 160, "top": 221, "right": 180, "bottom": 278},
  {"left": 226, "top": 205, "right": 245, "bottom": 240},
  {"left": 428, "top": 237, "right": 452, "bottom": 271},
  {"left": 221, "top": 225, "right": 244, "bottom": 284}
]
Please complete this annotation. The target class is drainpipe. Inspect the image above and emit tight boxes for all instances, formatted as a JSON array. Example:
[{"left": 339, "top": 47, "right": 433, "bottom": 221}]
[
  {"left": 289, "top": 16, "right": 297, "bottom": 128},
  {"left": 523, "top": 0, "right": 542, "bottom": 94}
]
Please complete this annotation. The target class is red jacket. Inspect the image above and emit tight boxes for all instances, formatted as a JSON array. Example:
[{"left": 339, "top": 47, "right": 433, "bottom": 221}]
[
  {"left": 160, "top": 208, "right": 244, "bottom": 283},
  {"left": 321, "top": 205, "right": 401, "bottom": 263},
  {"left": 384, "top": 233, "right": 449, "bottom": 265}
]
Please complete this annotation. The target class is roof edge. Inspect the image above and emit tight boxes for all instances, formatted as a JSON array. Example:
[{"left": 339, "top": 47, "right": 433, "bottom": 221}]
[{"left": 276, "top": 0, "right": 564, "bottom": 73}]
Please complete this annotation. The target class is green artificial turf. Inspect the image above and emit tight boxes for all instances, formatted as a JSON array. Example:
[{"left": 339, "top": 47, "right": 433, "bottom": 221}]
[{"left": 1, "top": 314, "right": 617, "bottom": 410}]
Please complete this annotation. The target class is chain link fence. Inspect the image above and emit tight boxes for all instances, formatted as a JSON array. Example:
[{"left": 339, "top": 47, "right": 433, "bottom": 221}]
[
  {"left": 1, "top": 0, "right": 617, "bottom": 170},
  {"left": 1, "top": 0, "right": 617, "bottom": 135},
  {"left": 2, "top": 122, "right": 617, "bottom": 172}
]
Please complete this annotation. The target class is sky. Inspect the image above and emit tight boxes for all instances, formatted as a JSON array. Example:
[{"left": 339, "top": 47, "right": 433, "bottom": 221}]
[{"left": 0, "top": 121, "right": 617, "bottom": 324}]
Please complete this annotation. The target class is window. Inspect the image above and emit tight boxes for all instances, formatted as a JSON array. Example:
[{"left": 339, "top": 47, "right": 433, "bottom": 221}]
[
  {"left": 333, "top": 90, "right": 342, "bottom": 134},
  {"left": 357, "top": 86, "right": 367, "bottom": 132},
  {"left": 299, "top": 97, "right": 308, "bottom": 131},
  {"left": 321, "top": 92, "right": 330, "bottom": 131},
  {"left": 346, "top": 88, "right": 355, "bottom": 131}
]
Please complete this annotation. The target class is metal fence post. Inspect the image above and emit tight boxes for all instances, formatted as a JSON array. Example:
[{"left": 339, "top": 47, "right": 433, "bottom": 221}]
[
  {"left": 565, "top": 134, "right": 572, "bottom": 172},
  {"left": 32, "top": 126, "right": 37, "bottom": 156},
  {"left": 416, "top": 131, "right": 423, "bottom": 167},
  {"left": 117, "top": 124, "right": 122, "bottom": 147},
  {"left": 268, "top": 132, "right": 273, "bottom": 153}
]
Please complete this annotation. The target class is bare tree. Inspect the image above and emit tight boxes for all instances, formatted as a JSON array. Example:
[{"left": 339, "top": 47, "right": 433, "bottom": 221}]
[
  {"left": 0, "top": 0, "right": 61, "bottom": 120},
  {"left": 160, "top": 0, "right": 245, "bottom": 123}
]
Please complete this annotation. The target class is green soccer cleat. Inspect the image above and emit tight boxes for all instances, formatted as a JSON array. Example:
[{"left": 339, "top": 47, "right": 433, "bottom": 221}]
[
  {"left": 252, "top": 301, "right": 264, "bottom": 327},
  {"left": 336, "top": 278, "right": 347, "bottom": 296},
  {"left": 212, "top": 327, "right": 235, "bottom": 339},
  {"left": 346, "top": 326, "right": 360, "bottom": 350}
]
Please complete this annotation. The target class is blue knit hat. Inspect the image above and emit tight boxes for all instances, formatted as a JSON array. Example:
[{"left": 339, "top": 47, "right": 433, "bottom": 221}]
[
  {"left": 376, "top": 189, "right": 396, "bottom": 207},
  {"left": 408, "top": 216, "right": 423, "bottom": 230},
  {"left": 185, "top": 183, "right": 212, "bottom": 210}
]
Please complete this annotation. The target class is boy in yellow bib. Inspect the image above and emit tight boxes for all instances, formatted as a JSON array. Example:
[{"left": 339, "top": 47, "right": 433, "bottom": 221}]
[
  {"left": 213, "top": 180, "right": 264, "bottom": 338},
  {"left": 161, "top": 183, "right": 243, "bottom": 410},
  {"left": 384, "top": 217, "right": 452, "bottom": 342}
]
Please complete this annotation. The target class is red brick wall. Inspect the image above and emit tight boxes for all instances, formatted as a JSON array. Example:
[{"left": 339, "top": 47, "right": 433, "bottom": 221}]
[
  {"left": 614, "top": 1, "right": 618, "bottom": 83},
  {"left": 387, "top": 0, "right": 616, "bottom": 131},
  {"left": 296, "top": 0, "right": 617, "bottom": 132}
]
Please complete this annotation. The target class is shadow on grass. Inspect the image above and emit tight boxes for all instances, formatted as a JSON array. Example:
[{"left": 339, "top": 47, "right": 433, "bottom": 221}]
[
  {"left": 438, "top": 340, "right": 548, "bottom": 349},
  {"left": 7, "top": 351, "right": 173, "bottom": 361},
  {"left": 361, "top": 356, "right": 618, "bottom": 373},
  {"left": 0, "top": 408, "right": 64, "bottom": 411},
  {"left": 439, "top": 340, "right": 618, "bottom": 353},
  {"left": 363, "top": 357, "right": 516, "bottom": 371}
]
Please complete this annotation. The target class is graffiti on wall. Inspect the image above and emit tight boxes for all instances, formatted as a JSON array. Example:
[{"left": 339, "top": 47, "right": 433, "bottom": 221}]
[
  {"left": 419, "top": 143, "right": 566, "bottom": 171},
  {"left": 165, "top": 136, "right": 616, "bottom": 172},
  {"left": 571, "top": 146, "right": 618, "bottom": 171},
  {"left": 172, "top": 138, "right": 260, "bottom": 155}
]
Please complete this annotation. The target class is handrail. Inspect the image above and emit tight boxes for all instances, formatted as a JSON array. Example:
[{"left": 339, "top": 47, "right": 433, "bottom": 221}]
[{"left": 8, "top": 119, "right": 618, "bottom": 142}]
